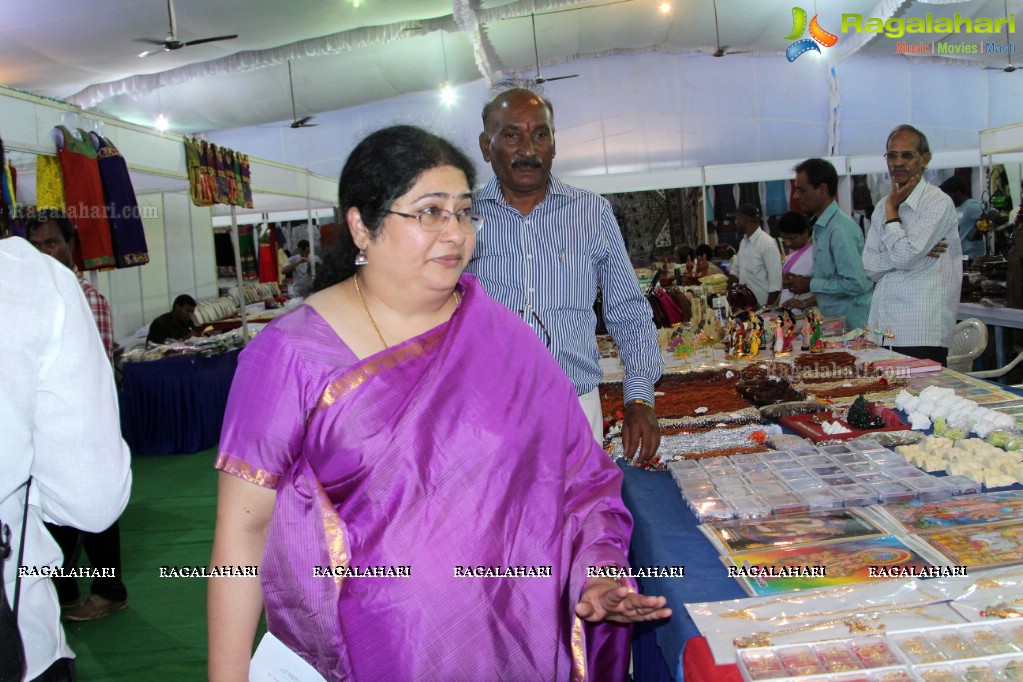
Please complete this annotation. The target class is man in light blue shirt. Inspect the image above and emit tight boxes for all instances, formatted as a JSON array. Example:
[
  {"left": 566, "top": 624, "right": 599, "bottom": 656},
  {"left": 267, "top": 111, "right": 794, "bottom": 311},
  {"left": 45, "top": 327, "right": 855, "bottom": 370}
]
[
  {"left": 788, "top": 158, "right": 873, "bottom": 330},
  {"left": 940, "top": 176, "right": 985, "bottom": 261},
  {"left": 467, "top": 86, "right": 662, "bottom": 463}
]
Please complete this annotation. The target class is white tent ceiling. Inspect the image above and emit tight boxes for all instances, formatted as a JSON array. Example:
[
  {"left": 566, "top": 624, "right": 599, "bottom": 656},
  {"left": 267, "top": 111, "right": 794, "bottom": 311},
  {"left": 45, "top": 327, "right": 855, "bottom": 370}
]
[{"left": 1, "top": 0, "right": 1019, "bottom": 135}]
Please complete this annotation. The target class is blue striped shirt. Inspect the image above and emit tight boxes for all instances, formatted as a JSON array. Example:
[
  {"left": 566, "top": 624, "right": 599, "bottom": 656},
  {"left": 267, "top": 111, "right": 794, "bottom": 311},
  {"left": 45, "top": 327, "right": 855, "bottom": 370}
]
[{"left": 466, "top": 175, "right": 663, "bottom": 404}]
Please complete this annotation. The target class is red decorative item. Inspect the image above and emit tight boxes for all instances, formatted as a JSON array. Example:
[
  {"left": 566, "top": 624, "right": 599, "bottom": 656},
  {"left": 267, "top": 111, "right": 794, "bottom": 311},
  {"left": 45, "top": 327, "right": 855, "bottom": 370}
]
[{"left": 779, "top": 404, "right": 907, "bottom": 443}]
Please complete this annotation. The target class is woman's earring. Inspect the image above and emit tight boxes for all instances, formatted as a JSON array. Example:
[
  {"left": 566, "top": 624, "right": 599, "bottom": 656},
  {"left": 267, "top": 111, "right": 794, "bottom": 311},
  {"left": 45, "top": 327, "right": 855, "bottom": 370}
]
[{"left": 355, "top": 249, "right": 368, "bottom": 266}]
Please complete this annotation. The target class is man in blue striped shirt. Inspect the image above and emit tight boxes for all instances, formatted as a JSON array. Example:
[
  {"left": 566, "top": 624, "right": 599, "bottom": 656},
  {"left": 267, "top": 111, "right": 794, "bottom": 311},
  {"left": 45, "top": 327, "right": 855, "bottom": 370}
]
[{"left": 466, "top": 87, "right": 663, "bottom": 463}]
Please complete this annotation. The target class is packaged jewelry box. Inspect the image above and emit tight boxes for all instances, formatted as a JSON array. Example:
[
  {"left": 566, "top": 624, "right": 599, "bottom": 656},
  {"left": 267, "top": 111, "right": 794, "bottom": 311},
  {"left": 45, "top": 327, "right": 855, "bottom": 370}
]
[
  {"left": 735, "top": 619, "right": 1023, "bottom": 681},
  {"left": 736, "top": 635, "right": 906, "bottom": 680}
]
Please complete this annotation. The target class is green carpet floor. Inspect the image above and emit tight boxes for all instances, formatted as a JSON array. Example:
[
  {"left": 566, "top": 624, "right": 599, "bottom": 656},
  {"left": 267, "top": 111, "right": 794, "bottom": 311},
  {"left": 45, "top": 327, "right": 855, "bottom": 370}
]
[{"left": 62, "top": 448, "right": 264, "bottom": 680}]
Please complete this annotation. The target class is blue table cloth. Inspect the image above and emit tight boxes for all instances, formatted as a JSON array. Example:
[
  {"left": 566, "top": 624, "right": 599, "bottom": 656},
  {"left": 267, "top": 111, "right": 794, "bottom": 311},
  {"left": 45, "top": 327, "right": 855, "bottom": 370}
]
[{"left": 119, "top": 349, "right": 240, "bottom": 455}]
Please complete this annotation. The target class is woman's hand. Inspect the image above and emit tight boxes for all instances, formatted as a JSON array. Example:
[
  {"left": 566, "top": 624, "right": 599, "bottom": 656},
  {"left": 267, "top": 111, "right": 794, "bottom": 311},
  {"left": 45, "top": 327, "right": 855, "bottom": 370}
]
[{"left": 574, "top": 577, "right": 672, "bottom": 624}]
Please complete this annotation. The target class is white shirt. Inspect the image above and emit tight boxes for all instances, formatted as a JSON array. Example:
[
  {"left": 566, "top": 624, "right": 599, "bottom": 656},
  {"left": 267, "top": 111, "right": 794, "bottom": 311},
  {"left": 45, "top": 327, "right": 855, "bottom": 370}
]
[
  {"left": 779, "top": 243, "right": 814, "bottom": 306},
  {"left": 733, "top": 227, "right": 783, "bottom": 306},
  {"left": 862, "top": 181, "right": 962, "bottom": 347},
  {"left": 0, "top": 237, "right": 132, "bottom": 678}
]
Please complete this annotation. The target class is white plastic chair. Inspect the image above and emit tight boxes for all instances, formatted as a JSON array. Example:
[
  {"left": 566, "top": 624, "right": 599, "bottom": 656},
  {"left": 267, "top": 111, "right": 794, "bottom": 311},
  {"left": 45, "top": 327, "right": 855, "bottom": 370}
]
[
  {"left": 969, "top": 349, "right": 1023, "bottom": 384},
  {"left": 947, "top": 318, "right": 988, "bottom": 373}
]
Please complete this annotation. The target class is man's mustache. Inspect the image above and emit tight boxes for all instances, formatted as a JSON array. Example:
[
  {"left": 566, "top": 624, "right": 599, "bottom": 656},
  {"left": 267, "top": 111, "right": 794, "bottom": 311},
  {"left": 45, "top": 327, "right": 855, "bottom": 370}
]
[{"left": 512, "top": 157, "right": 542, "bottom": 169}]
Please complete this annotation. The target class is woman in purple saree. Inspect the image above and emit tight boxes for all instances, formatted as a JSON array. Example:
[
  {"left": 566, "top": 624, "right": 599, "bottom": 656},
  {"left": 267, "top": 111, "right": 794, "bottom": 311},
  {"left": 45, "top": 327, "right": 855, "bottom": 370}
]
[{"left": 208, "top": 126, "right": 669, "bottom": 682}]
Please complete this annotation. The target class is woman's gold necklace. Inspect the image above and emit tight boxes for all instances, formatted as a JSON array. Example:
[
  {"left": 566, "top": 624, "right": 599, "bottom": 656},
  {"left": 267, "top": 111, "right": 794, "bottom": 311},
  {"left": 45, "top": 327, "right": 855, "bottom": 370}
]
[
  {"left": 354, "top": 273, "right": 389, "bottom": 349},
  {"left": 353, "top": 272, "right": 461, "bottom": 351}
]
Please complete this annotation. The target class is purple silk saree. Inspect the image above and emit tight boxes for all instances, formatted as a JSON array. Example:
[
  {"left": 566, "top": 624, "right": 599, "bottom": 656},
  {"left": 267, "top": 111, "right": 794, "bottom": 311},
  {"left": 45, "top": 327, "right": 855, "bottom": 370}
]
[{"left": 216, "top": 274, "right": 634, "bottom": 681}]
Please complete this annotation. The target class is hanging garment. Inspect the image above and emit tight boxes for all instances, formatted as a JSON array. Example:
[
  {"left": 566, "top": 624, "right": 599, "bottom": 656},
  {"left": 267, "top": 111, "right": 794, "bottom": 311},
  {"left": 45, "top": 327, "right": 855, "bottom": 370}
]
[
  {"left": 198, "top": 141, "right": 218, "bottom": 205},
  {"left": 712, "top": 184, "right": 737, "bottom": 222},
  {"left": 239, "top": 153, "right": 253, "bottom": 208},
  {"left": 36, "top": 155, "right": 66, "bottom": 211},
  {"left": 1, "top": 163, "right": 15, "bottom": 215},
  {"left": 764, "top": 180, "right": 789, "bottom": 217},
  {"left": 91, "top": 133, "right": 149, "bottom": 268},
  {"left": 737, "top": 182, "right": 764, "bottom": 216},
  {"left": 257, "top": 224, "right": 280, "bottom": 285},
  {"left": 226, "top": 148, "right": 240, "bottom": 206},
  {"left": 185, "top": 139, "right": 208, "bottom": 207},
  {"left": 212, "top": 144, "right": 229, "bottom": 205},
  {"left": 237, "top": 224, "right": 258, "bottom": 280},
  {"left": 55, "top": 126, "right": 114, "bottom": 270}
]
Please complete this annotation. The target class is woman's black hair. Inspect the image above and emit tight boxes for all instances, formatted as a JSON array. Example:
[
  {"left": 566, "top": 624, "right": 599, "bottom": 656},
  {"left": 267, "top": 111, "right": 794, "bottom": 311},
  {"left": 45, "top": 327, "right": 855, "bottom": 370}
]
[
  {"left": 313, "top": 125, "right": 477, "bottom": 291},
  {"left": 777, "top": 211, "right": 811, "bottom": 236}
]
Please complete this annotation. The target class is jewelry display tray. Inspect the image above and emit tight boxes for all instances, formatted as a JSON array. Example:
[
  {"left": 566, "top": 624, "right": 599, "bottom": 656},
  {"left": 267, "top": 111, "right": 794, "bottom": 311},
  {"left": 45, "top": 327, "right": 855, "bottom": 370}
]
[{"left": 736, "top": 619, "right": 1023, "bottom": 681}]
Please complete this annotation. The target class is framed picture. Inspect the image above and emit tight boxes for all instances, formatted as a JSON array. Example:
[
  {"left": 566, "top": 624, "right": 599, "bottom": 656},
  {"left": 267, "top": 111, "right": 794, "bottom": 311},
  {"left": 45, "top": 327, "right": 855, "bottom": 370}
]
[{"left": 701, "top": 509, "right": 884, "bottom": 555}]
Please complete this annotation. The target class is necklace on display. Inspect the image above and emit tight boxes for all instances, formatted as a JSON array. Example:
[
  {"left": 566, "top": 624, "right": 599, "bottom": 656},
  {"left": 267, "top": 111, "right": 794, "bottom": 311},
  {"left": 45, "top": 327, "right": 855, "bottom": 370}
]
[
  {"left": 353, "top": 272, "right": 461, "bottom": 351},
  {"left": 731, "top": 603, "right": 958, "bottom": 648},
  {"left": 719, "top": 585, "right": 942, "bottom": 622},
  {"left": 720, "top": 586, "right": 857, "bottom": 620}
]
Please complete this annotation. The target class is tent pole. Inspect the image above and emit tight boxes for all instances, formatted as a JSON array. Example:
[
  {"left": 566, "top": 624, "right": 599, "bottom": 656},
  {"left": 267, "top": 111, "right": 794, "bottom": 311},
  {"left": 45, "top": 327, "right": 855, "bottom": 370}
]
[
  {"left": 230, "top": 204, "right": 249, "bottom": 345},
  {"left": 307, "top": 169, "right": 315, "bottom": 283}
]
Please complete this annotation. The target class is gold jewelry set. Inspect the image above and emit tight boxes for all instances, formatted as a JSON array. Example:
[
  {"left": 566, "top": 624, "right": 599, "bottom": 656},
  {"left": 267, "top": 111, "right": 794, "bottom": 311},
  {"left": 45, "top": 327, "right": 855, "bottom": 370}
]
[
  {"left": 354, "top": 272, "right": 460, "bottom": 351},
  {"left": 729, "top": 574, "right": 1023, "bottom": 649},
  {"left": 726, "top": 586, "right": 951, "bottom": 648}
]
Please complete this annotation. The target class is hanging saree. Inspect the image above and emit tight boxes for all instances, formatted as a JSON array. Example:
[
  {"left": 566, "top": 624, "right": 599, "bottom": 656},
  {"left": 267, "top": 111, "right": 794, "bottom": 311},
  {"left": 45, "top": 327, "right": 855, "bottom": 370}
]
[
  {"left": 90, "top": 133, "right": 149, "bottom": 268},
  {"left": 236, "top": 224, "right": 258, "bottom": 280},
  {"left": 216, "top": 274, "right": 634, "bottom": 682},
  {"left": 55, "top": 126, "right": 114, "bottom": 270},
  {"left": 36, "top": 155, "right": 65, "bottom": 211},
  {"left": 239, "top": 153, "right": 253, "bottom": 208}
]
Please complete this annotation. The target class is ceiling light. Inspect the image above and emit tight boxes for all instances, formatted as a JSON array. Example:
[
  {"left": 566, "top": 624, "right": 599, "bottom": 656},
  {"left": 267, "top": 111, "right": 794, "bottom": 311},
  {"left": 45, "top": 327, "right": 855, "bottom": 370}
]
[
  {"left": 155, "top": 114, "right": 169, "bottom": 131},
  {"left": 439, "top": 83, "right": 456, "bottom": 107},
  {"left": 659, "top": 2, "right": 671, "bottom": 13},
  {"left": 438, "top": 33, "right": 455, "bottom": 107}
]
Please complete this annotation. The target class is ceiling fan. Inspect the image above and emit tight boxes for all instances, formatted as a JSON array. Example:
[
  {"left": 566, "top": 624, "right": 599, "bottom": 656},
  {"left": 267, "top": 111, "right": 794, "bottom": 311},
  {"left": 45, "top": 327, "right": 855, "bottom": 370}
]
[
  {"left": 137, "top": 0, "right": 238, "bottom": 58},
  {"left": 528, "top": 12, "right": 578, "bottom": 84},
  {"left": 984, "top": 0, "right": 1019, "bottom": 73},
  {"left": 287, "top": 61, "right": 317, "bottom": 128},
  {"left": 710, "top": 0, "right": 750, "bottom": 58}
]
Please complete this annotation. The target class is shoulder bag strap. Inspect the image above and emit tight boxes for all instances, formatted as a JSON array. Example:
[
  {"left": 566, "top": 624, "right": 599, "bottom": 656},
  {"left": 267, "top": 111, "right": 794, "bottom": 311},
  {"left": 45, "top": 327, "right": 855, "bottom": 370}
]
[{"left": 12, "top": 479, "right": 31, "bottom": 617}]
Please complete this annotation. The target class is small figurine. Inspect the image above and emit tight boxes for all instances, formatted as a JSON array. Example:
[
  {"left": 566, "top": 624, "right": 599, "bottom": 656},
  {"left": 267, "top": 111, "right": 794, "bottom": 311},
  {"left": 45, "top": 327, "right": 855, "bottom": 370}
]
[
  {"left": 782, "top": 310, "right": 797, "bottom": 354},
  {"left": 808, "top": 307, "right": 825, "bottom": 353},
  {"left": 772, "top": 318, "right": 785, "bottom": 355},
  {"left": 748, "top": 324, "right": 761, "bottom": 356},
  {"left": 801, "top": 310, "right": 813, "bottom": 351}
]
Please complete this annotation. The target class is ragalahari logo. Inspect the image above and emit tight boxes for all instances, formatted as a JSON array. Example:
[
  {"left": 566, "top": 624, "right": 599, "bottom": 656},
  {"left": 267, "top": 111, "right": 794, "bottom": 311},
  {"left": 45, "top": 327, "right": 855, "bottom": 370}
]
[{"left": 785, "top": 7, "right": 839, "bottom": 61}]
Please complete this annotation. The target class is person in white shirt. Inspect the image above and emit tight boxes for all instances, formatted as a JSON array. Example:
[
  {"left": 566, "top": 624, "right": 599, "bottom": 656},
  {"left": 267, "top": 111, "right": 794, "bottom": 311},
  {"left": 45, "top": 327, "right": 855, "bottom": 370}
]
[
  {"left": 727, "top": 203, "right": 782, "bottom": 307},
  {"left": 0, "top": 237, "right": 132, "bottom": 681},
  {"left": 282, "top": 239, "right": 321, "bottom": 297},
  {"left": 862, "top": 124, "right": 962, "bottom": 365}
]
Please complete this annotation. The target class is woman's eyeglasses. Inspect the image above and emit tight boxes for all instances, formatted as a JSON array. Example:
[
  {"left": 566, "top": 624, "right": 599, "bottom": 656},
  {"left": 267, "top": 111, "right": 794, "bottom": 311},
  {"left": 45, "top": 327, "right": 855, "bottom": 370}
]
[
  {"left": 386, "top": 207, "right": 483, "bottom": 234},
  {"left": 883, "top": 151, "right": 921, "bottom": 162}
]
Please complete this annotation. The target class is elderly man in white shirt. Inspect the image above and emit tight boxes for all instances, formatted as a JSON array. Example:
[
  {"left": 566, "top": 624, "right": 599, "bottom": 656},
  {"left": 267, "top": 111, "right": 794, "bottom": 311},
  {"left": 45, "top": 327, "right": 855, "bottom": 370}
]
[
  {"left": 862, "top": 124, "right": 961, "bottom": 366},
  {"left": 0, "top": 237, "right": 132, "bottom": 681},
  {"left": 727, "top": 203, "right": 783, "bottom": 307}
]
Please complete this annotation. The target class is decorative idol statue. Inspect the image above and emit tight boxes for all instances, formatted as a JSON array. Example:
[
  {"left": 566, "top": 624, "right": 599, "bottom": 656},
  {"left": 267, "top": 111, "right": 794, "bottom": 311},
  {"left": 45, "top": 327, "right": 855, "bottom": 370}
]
[
  {"left": 781, "top": 310, "right": 797, "bottom": 354},
  {"left": 801, "top": 310, "right": 814, "bottom": 351},
  {"left": 808, "top": 307, "right": 826, "bottom": 353},
  {"left": 772, "top": 318, "right": 785, "bottom": 355}
]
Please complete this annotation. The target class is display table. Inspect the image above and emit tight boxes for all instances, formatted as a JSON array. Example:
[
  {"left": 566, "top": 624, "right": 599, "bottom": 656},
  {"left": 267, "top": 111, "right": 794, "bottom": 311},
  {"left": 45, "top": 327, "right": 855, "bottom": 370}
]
[
  {"left": 622, "top": 462, "right": 746, "bottom": 681},
  {"left": 623, "top": 379, "right": 1023, "bottom": 682},
  {"left": 958, "top": 302, "right": 1023, "bottom": 369},
  {"left": 119, "top": 349, "right": 240, "bottom": 455}
]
